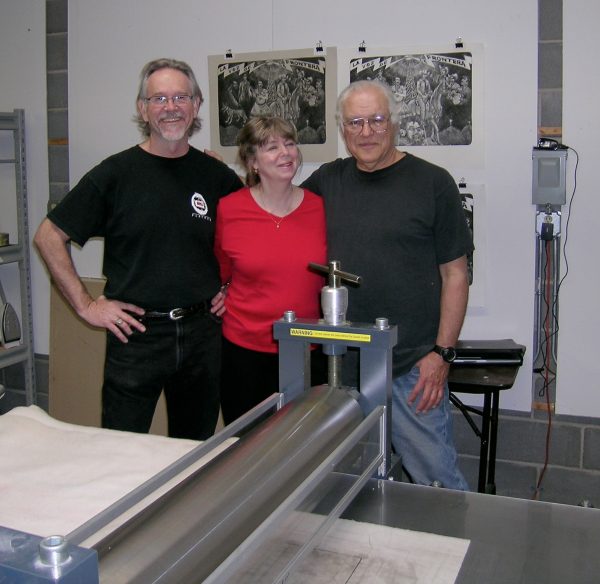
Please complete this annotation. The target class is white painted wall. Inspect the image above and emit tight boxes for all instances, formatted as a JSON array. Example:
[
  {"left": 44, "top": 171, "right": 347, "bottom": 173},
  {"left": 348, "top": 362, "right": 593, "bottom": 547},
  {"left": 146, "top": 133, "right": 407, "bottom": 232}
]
[
  {"left": 67, "top": 0, "right": 538, "bottom": 412},
  {"left": 557, "top": 0, "right": 600, "bottom": 416},
  {"left": 4, "top": 0, "right": 561, "bottom": 414},
  {"left": 0, "top": 1, "right": 49, "bottom": 355}
]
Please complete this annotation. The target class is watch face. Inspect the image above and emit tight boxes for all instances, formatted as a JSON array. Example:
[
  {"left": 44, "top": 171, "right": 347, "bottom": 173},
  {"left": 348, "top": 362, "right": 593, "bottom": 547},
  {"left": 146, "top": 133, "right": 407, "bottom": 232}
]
[{"left": 442, "top": 347, "right": 457, "bottom": 362}]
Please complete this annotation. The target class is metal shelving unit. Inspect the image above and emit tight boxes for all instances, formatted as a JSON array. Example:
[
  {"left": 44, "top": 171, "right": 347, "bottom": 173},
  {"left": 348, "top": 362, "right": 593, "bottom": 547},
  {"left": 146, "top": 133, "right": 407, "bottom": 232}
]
[{"left": 0, "top": 109, "right": 36, "bottom": 406}]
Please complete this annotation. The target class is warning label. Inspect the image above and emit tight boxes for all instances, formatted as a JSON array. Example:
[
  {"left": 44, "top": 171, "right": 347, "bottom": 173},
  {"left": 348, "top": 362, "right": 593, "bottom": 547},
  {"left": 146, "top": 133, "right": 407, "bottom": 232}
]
[{"left": 289, "top": 328, "right": 372, "bottom": 343}]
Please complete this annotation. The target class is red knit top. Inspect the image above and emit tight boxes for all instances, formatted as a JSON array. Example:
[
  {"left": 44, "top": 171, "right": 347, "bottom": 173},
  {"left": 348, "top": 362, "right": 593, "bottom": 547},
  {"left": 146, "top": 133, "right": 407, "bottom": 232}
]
[{"left": 215, "top": 187, "right": 327, "bottom": 352}]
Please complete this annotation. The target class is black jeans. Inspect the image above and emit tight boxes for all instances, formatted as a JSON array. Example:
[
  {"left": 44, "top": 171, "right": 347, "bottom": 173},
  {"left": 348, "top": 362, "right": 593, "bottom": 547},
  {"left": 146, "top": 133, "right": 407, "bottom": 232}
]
[
  {"left": 102, "top": 310, "right": 222, "bottom": 440},
  {"left": 220, "top": 337, "right": 327, "bottom": 426}
]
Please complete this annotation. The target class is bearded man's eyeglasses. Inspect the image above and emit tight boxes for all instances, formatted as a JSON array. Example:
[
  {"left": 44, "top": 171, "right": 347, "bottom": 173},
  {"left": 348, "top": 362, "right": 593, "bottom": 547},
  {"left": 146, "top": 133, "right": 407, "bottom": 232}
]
[{"left": 144, "top": 95, "right": 193, "bottom": 106}]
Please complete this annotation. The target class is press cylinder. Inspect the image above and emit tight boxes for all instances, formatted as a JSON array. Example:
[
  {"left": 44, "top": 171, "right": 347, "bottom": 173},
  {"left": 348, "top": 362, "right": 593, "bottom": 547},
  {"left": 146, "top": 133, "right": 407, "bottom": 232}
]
[{"left": 95, "top": 385, "right": 363, "bottom": 584}]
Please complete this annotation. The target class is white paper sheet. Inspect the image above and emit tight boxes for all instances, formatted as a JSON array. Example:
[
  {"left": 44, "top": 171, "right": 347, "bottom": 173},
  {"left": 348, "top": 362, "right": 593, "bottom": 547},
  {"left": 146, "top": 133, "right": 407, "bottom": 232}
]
[
  {"left": 0, "top": 406, "right": 235, "bottom": 538},
  {"left": 243, "top": 515, "right": 469, "bottom": 584}
]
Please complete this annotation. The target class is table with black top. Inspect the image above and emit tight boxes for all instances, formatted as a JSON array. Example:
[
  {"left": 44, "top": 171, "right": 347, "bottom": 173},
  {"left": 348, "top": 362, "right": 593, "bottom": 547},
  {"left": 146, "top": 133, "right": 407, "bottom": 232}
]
[{"left": 448, "top": 340, "right": 525, "bottom": 494}]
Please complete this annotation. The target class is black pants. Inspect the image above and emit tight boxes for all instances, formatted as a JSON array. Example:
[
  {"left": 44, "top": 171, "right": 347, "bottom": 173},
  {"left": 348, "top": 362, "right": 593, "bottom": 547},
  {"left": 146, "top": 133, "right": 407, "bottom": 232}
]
[
  {"left": 220, "top": 337, "right": 327, "bottom": 426},
  {"left": 102, "top": 310, "right": 222, "bottom": 440}
]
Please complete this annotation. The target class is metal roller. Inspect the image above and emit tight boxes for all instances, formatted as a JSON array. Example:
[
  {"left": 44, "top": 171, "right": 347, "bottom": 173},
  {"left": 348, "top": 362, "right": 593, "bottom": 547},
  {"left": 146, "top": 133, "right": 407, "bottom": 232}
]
[{"left": 94, "top": 385, "right": 363, "bottom": 583}]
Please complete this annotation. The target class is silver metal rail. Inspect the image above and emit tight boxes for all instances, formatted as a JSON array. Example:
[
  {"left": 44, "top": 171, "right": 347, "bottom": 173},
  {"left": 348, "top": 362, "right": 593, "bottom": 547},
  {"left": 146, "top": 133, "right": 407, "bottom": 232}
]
[{"left": 94, "top": 385, "right": 364, "bottom": 583}]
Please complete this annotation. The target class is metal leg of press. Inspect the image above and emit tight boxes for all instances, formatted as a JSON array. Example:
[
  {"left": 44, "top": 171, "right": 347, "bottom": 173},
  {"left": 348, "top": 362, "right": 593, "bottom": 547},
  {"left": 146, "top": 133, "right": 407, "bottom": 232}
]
[{"left": 449, "top": 392, "right": 489, "bottom": 494}]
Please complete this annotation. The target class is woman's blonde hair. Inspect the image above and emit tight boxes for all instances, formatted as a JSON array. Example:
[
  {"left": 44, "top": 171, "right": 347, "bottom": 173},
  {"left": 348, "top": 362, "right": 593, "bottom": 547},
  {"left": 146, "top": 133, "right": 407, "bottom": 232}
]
[{"left": 237, "top": 116, "right": 300, "bottom": 186}]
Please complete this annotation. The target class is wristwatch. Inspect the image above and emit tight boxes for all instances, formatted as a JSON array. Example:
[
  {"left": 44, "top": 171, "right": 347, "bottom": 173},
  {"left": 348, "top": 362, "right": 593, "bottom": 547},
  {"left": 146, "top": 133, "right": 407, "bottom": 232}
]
[{"left": 432, "top": 344, "right": 457, "bottom": 363}]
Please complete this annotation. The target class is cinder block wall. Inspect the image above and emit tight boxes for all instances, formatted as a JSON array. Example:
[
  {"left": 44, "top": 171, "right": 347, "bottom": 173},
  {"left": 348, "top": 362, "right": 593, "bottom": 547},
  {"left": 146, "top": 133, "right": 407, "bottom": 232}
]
[
  {"left": 46, "top": 0, "right": 69, "bottom": 204},
  {"left": 36, "top": 0, "right": 70, "bottom": 412},
  {"left": 454, "top": 408, "right": 600, "bottom": 505}
]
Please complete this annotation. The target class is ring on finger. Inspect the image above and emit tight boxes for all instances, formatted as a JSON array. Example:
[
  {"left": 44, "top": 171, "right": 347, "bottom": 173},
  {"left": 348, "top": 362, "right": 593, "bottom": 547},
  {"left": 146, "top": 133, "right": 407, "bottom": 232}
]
[{"left": 116, "top": 318, "right": 123, "bottom": 326}]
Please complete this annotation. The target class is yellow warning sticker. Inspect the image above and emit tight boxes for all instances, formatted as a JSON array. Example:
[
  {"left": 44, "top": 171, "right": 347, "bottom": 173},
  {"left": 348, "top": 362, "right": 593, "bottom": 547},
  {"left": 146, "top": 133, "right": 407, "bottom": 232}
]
[{"left": 290, "top": 328, "right": 372, "bottom": 343}]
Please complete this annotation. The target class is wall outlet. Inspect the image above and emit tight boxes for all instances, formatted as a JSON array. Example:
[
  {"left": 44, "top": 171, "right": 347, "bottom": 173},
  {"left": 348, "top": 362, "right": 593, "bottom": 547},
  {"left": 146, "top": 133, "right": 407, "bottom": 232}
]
[{"left": 536, "top": 211, "right": 561, "bottom": 236}]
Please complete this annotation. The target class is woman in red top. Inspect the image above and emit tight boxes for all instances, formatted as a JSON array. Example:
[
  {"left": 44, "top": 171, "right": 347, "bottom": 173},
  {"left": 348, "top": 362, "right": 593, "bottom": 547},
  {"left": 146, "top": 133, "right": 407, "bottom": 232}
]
[{"left": 214, "top": 116, "right": 327, "bottom": 425}]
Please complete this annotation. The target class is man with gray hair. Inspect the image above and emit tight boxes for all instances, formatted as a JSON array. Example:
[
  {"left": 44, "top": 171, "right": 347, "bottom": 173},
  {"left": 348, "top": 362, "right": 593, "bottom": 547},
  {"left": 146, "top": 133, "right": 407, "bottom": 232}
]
[
  {"left": 303, "top": 80, "right": 472, "bottom": 490},
  {"left": 35, "top": 58, "right": 242, "bottom": 440}
]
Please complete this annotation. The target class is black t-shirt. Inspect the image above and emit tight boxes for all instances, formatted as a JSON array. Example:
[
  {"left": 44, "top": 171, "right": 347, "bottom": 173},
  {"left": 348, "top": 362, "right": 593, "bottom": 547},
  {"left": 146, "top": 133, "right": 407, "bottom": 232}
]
[
  {"left": 49, "top": 145, "right": 243, "bottom": 308},
  {"left": 303, "top": 153, "right": 473, "bottom": 375}
]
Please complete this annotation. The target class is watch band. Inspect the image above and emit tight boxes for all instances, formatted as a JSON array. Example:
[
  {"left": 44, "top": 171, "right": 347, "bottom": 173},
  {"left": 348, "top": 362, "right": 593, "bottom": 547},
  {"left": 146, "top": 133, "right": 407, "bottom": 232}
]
[{"left": 432, "top": 344, "right": 457, "bottom": 363}]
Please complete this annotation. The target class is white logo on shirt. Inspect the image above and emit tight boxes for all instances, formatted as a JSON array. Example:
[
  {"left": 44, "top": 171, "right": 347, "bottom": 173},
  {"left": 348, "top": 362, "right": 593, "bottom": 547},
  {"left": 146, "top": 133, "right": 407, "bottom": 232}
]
[{"left": 191, "top": 192, "right": 208, "bottom": 216}]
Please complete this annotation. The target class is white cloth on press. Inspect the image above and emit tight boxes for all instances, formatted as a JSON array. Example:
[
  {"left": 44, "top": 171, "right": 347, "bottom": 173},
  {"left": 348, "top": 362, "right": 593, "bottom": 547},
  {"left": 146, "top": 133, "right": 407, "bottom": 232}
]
[{"left": 0, "top": 405, "right": 234, "bottom": 539}]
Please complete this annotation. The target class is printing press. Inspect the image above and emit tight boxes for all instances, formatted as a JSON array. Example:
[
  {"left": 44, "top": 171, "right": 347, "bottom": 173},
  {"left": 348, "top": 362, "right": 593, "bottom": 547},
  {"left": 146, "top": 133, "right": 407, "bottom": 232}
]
[{"left": 2, "top": 261, "right": 600, "bottom": 583}]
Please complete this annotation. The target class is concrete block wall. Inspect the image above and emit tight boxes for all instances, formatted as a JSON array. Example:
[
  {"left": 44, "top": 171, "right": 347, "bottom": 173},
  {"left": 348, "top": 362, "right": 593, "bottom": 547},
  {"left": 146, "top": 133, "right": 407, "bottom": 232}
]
[
  {"left": 453, "top": 408, "right": 600, "bottom": 506},
  {"left": 46, "top": 0, "right": 69, "bottom": 201},
  {"left": 538, "top": 0, "right": 562, "bottom": 136},
  {"left": 30, "top": 0, "right": 70, "bottom": 412}
]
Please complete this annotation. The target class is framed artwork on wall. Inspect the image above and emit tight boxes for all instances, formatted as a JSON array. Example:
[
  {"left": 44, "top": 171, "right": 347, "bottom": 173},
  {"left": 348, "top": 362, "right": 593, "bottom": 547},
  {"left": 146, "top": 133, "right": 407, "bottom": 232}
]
[
  {"left": 458, "top": 182, "right": 486, "bottom": 310},
  {"left": 350, "top": 51, "right": 474, "bottom": 147},
  {"left": 338, "top": 44, "right": 484, "bottom": 169},
  {"left": 461, "top": 189, "right": 475, "bottom": 285},
  {"left": 208, "top": 47, "right": 338, "bottom": 164}
]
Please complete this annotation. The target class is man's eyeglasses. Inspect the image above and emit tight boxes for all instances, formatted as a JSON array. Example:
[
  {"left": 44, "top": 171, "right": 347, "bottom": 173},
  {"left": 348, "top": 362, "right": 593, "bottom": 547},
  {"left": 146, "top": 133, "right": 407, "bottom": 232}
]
[
  {"left": 343, "top": 115, "right": 389, "bottom": 134},
  {"left": 144, "top": 95, "right": 194, "bottom": 106}
]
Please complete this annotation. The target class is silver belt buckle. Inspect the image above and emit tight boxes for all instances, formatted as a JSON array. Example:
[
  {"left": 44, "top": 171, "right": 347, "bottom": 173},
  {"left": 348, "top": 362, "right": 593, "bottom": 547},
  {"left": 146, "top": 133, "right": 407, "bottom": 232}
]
[{"left": 169, "top": 308, "right": 185, "bottom": 320}]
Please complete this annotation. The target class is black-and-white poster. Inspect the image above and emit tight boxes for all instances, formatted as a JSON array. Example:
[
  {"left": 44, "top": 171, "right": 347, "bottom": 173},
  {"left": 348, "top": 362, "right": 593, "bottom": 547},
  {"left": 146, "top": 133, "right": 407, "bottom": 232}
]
[
  {"left": 460, "top": 191, "right": 474, "bottom": 285},
  {"left": 350, "top": 52, "right": 473, "bottom": 147},
  {"left": 208, "top": 48, "right": 338, "bottom": 163}
]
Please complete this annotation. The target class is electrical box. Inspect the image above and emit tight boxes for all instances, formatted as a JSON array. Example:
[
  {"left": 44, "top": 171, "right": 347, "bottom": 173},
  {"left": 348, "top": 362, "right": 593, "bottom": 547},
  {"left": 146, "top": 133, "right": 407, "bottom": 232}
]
[{"left": 532, "top": 148, "right": 567, "bottom": 205}]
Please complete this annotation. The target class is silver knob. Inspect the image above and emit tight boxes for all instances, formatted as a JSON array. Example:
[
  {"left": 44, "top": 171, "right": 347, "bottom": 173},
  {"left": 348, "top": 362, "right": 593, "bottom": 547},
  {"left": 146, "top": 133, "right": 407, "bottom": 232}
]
[
  {"left": 39, "top": 535, "right": 70, "bottom": 566},
  {"left": 283, "top": 310, "right": 296, "bottom": 322}
]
